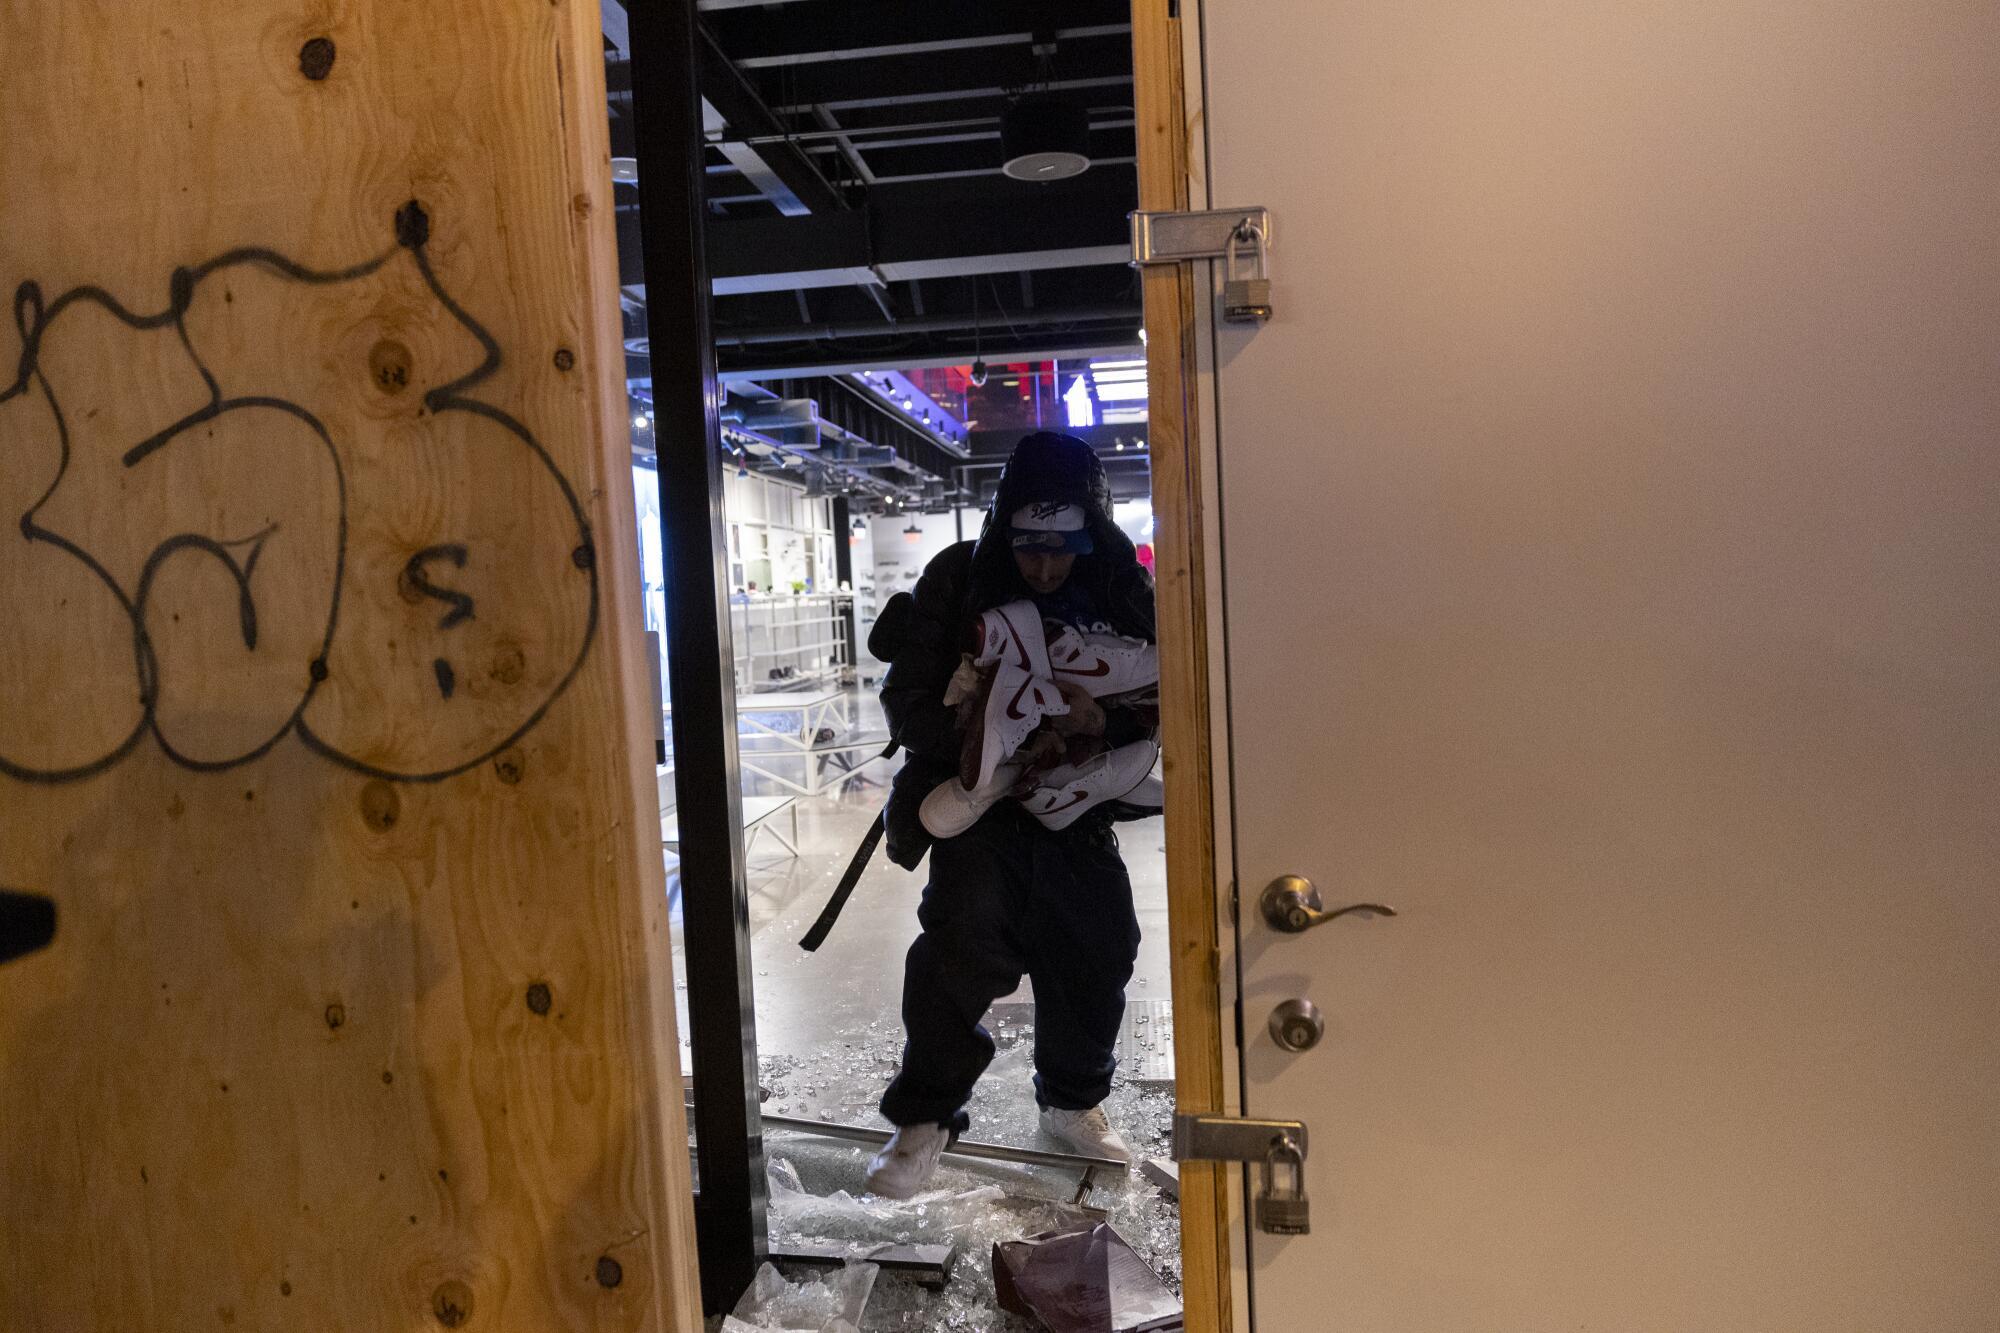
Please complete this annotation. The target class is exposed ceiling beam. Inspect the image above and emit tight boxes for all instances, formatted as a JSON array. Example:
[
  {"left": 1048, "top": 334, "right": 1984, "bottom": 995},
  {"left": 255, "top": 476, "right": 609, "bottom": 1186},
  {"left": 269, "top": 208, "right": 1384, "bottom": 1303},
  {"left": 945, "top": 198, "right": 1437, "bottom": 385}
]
[
  {"left": 717, "top": 340, "right": 1144, "bottom": 383},
  {"left": 714, "top": 304, "right": 1136, "bottom": 346},
  {"left": 734, "top": 26, "right": 1131, "bottom": 71},
  {"left": 704, "top": 0, "right": 1129, "bottom": 64},
  {"left": 969, "top": 423, "right": 1150, "bottom": 458},
  {"left": 615, "top": 172, "right": 1136, "bottom": 290},
  {"left": 694, "top": 26, "right": 845, "bottom": 216},
  {"left": 779, "top": 75, "right": 1135, "bottom": 116},
  {"left": 600, "top": 0, "right": 629, "bottom": 58},
  {"left": 754, "top": 33, "right": 1135, "bottom": 109}
]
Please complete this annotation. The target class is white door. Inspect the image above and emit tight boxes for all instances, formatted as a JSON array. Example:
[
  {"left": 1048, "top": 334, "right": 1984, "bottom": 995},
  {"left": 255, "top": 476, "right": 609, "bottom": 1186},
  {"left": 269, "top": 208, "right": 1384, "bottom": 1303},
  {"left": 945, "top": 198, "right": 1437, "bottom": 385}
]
[{"left": 1189, "top": 3, "right": 2000, "bottom": 1328}]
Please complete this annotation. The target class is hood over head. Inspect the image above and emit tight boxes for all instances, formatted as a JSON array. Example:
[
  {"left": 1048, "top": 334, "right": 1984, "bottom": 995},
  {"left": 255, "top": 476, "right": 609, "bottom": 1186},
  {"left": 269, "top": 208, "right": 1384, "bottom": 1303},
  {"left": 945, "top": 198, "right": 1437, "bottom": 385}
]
[{"left": 964, "top": 431, "right": 1152, "bottom": 637}]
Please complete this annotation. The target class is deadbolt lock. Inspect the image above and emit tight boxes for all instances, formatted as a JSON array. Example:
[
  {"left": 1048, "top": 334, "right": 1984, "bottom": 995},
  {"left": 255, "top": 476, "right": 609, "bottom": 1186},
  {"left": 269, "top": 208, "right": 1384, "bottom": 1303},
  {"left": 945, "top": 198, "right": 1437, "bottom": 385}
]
[{"left": 1268, "top": 998, "right": 1325, "bottom": 1052}]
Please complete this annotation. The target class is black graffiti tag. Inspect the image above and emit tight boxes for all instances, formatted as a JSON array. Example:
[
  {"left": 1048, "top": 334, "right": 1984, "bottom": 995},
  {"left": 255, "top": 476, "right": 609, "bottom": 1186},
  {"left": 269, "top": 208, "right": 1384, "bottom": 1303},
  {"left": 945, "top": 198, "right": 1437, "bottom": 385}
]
[
  {"left": 0, "top": 200, "right": 599, "bottom": 783},
  {"left": 403, "top": 544, "right": 474, "bottom": 700}
]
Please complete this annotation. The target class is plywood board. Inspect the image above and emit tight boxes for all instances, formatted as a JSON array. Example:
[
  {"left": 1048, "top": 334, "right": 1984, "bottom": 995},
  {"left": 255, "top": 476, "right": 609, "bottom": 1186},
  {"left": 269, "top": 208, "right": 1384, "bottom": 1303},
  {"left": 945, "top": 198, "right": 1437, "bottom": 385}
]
[{"left": 0, "top": 2, "right": 700, "bottom": 1328}]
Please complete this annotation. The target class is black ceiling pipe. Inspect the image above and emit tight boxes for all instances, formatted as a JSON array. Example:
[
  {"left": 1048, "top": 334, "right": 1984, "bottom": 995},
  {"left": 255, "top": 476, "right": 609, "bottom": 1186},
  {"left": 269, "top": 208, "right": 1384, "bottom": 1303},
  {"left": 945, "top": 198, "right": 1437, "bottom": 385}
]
[{"left": 714, "top": 303, "right": 1137, "bottom": 345}]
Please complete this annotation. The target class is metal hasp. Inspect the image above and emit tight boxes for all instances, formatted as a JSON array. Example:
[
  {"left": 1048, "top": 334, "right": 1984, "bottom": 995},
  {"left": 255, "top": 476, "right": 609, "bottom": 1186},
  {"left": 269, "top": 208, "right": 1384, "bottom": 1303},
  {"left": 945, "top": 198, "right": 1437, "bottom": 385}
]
[
  {"left": 1172, "top": 1112, "right": 1309, "bottom": 1164},
  {"left": 1261, "top": 874, "right": 1398, "bottom": 933},
  {"left": 1174, "top": 1113, "right": 1314, "bottom": 1236},
  {"left": 1130, "top": 206, "right": 1274, "bottom": 264}
]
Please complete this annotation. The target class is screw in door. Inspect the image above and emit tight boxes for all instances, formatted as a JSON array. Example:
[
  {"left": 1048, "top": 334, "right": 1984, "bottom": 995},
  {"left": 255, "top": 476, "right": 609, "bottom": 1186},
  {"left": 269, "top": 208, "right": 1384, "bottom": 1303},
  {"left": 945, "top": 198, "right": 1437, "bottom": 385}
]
[{"left": 1267, "top": 998, "right": 1325, "bottom": 1052}]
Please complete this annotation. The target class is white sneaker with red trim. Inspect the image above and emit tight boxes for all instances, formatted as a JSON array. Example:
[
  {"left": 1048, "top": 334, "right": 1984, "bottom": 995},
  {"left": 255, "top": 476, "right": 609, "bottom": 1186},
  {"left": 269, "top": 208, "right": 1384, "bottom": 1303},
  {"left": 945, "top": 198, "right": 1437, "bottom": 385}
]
[
  {"left": 1020, "top": 740, "right": 1162, "bottom": 831},
  {"left": 970, "top": 601, "right": 1069, "bottom": 790},
  {"left": 920, "top": 760, "right": 1027, "bottom": 839},
  {"left": 1047, "top": 626, "right": 1158, "bottom": 698}
]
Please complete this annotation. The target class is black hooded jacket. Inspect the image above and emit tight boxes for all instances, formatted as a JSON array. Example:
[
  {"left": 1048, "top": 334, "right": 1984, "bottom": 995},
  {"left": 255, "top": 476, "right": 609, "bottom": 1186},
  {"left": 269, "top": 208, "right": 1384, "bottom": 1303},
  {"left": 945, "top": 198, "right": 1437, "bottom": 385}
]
[{"left": 877, "top": 432, "right": 1156, "bottom": 868}]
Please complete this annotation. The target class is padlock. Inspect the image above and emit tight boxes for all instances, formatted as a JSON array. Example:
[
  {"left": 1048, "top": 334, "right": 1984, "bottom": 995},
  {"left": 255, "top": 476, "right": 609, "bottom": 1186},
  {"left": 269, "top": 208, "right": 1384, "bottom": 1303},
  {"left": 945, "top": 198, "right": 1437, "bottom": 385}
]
[
  {"left": 1222, "top": 222, "right": 1273, "bottom": 324},
  {"left": 1256, "top": 1134, "right": 1311, "bottom": 1235}
]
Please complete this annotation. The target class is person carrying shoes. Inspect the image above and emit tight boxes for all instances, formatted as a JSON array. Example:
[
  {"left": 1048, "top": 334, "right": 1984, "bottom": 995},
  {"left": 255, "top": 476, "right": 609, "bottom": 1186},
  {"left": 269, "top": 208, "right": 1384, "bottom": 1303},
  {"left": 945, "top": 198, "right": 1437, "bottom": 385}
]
[{"left": 864, "top": 431, "right": 1161, "bottom": 1199}]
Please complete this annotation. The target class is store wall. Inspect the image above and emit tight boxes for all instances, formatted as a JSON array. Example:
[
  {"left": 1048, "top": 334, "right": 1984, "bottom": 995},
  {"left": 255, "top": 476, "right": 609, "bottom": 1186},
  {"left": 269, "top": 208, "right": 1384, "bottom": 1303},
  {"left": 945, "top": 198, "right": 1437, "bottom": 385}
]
[{"left": 858, "top": 510, "right": 983, "bottom": 674}]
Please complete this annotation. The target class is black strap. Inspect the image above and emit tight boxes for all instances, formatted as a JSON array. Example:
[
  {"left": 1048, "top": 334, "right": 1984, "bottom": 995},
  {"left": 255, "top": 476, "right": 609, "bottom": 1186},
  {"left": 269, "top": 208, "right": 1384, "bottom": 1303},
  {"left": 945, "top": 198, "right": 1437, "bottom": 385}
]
[
  {"left": 799, "top": 810, "right": 885, "bottom": 952},
  {"left": 799, "top": 738, "right": 900, "bottom": 952}
]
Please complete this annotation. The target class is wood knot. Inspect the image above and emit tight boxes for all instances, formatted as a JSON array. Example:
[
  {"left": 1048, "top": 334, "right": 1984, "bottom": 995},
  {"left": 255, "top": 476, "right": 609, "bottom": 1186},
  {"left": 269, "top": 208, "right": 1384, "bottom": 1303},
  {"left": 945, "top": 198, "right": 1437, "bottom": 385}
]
[
  {"left": 431, "top": 1280, "right": 474, "bottom": 1328},
  {"left": 369, "top": 339, "right": 413, "bottom": 395},
  {"left": 553, "top": 347, "right": 575, "bottom": 372},
  {"left": 395, "top": 200, "right": 431, "bottom": 250},
  {"left": 488, "top": 643, "right": 526, "bottom": 686},
  {"left": 298, "top": 37, "right": 335, "bottom": 81},
  {"left": 525, "top": 982, "right": 553, "bottom": 1016},
  {"left": 493, "top": 748, "right": 526, "bottom": 785},
  {"left": 594, "top": 1256, "right": 623, "bottom": 1289},
  {"left": 359, "top": 780, "right": 400, "bottom": 832},
  {"left": 324, "top": 1002, "right": 346, "bottom": 1031}
]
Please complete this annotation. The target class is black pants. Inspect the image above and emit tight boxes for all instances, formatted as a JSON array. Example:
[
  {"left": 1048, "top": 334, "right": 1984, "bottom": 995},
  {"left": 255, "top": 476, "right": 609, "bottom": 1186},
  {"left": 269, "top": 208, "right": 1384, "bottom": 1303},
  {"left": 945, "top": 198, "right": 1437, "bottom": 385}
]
[{"left": 879, "top": 804, "right": 1141, "bottom": 1129}]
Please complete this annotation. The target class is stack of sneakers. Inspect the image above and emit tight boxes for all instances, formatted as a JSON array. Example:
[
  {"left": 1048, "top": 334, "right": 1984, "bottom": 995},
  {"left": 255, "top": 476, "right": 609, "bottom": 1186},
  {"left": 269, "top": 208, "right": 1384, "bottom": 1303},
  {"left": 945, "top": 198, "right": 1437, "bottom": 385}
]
[{"left": 920, "top": 600, "right": 1163, "bottom": 838}]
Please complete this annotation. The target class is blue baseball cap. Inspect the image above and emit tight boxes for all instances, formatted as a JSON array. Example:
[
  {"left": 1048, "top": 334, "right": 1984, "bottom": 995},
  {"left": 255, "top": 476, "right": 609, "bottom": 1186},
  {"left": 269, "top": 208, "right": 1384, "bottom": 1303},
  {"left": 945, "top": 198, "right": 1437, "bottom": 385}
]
[{"left": 1008, "top": 501, "right": 1094, "bottom": 555}]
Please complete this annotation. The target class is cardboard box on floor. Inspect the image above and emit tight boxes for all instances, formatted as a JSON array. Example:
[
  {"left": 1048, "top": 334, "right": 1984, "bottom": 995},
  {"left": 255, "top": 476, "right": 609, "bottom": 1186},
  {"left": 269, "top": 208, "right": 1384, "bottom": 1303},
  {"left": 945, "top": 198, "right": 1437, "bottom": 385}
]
[{"left": 993, "top": 1223, "right": 1184, "bottom": 1333}]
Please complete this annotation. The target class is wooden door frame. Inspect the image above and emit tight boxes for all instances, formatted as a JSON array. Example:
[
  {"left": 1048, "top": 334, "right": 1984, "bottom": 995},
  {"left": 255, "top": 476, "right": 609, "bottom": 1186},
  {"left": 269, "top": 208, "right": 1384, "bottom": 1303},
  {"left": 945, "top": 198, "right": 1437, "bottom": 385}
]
[{"left": 1133, "top": 4, "right": 1239, "bottom": 1331}]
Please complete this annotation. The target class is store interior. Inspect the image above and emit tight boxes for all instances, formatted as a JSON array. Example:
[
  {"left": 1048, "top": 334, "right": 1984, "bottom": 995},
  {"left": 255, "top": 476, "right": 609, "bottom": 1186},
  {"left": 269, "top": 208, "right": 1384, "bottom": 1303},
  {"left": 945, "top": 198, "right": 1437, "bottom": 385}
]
[{"left": 605, "top": 3, "right": 1183, "bottom": 1327}]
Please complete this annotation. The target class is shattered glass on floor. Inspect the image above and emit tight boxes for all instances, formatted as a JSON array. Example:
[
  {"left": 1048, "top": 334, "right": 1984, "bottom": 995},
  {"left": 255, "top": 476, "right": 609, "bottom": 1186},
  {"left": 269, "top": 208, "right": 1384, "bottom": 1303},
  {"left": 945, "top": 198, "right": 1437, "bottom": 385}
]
[{"left": 742, "top": 1043, "right": 1180, "bottom": 1330}]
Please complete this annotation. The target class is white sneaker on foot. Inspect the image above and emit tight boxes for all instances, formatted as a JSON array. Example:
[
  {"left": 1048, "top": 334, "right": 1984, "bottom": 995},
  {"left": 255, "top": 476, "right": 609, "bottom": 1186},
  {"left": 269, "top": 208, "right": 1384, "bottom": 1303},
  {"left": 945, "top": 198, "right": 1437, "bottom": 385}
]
[
  {"left": 864, "top": 1122, "right": 951, "bottom": 1199},
  {"left": 1039, "top": 1105, "right": 1132, "bottom": 1165}
]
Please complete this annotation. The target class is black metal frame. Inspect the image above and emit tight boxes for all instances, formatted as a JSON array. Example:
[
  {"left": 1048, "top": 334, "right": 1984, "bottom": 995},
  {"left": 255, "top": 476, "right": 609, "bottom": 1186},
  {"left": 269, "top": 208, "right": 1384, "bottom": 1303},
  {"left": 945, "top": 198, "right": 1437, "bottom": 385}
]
[
  {"left": 831, "top": 496, "right": 858, "bottom": 668},
  {"left": 625, "top": 0, "right": 766, "bottom": 1313}
]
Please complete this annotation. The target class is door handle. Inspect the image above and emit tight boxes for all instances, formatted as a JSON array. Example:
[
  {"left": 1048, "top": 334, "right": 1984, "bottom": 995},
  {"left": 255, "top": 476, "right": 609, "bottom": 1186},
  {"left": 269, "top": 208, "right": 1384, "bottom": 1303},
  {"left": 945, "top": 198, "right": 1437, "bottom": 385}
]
[{"left": 1260, "top": 875, "right": 1396, "bottom": 934}]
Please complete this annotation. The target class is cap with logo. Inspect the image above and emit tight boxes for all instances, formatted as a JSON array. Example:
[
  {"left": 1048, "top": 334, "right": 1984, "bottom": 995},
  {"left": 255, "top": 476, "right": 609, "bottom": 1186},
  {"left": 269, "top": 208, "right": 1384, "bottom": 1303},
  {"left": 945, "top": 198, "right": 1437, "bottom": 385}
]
[{"left": 1008, "top": 500, "right": 1094, "bottom": 555}]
